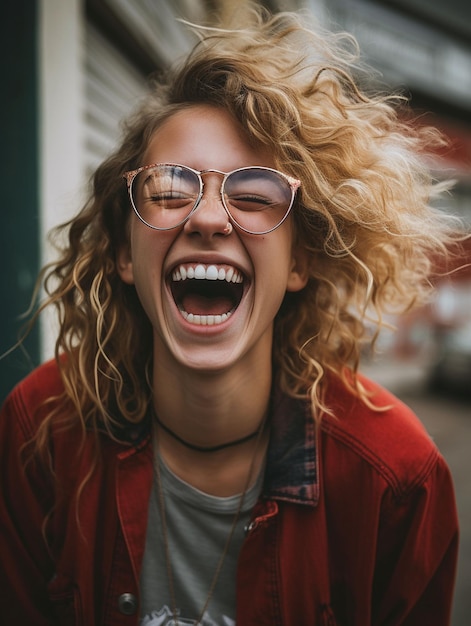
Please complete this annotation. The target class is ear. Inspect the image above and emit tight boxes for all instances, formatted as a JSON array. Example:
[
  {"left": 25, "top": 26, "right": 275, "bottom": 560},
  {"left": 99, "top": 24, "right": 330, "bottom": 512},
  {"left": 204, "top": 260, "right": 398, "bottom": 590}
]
[
  {"left": 286, "top": 246, "right": 309, "bottom": 292},
  {"left": 116, "top": 243, "right": 135, "bottom": 285}
]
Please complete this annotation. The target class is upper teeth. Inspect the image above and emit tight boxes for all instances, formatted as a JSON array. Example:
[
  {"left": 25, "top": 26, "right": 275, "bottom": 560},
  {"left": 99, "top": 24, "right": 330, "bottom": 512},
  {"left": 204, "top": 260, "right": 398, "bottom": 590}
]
[{"left": 172, "top": 264, "right": 243, "bottom": 283}]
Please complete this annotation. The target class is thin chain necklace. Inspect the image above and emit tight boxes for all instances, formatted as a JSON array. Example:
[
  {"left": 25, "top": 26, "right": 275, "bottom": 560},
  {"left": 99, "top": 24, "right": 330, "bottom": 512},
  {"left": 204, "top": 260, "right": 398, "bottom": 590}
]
[{"left": 152, "top": 418, "right": 267, "bottom": 626}]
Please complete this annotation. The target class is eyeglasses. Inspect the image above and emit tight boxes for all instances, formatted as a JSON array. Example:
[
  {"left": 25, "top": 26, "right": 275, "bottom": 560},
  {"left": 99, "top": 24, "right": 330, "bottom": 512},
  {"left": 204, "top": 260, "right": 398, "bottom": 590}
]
[{"left": 123, "top": 163, "right": 300, "bottom": 235}]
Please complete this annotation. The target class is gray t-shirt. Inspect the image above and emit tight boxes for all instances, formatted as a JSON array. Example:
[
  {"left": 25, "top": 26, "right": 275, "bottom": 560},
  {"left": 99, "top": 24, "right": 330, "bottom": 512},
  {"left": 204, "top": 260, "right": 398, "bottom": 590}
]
[{"left": 140, "top": 457, "right": 263, "bottom": 625}]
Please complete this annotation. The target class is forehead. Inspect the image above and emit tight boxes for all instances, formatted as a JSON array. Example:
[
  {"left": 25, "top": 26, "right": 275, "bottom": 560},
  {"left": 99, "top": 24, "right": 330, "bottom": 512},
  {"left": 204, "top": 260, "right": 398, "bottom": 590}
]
[{"left": 142, "top": 105, "right": 276, "bottom": 172}]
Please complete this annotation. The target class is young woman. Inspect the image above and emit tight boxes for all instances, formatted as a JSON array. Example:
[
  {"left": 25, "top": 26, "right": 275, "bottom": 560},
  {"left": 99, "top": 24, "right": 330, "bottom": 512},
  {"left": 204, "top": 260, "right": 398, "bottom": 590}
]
[{"left": 0, "top": 8, "right": 460, "bottom": 626}]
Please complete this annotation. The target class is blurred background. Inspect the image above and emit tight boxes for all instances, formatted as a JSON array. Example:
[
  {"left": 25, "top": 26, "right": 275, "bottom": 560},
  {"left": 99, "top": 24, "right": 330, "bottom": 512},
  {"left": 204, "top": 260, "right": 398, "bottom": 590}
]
[{"left": 2, "top": 0, "right": 470, "bottom": 622}]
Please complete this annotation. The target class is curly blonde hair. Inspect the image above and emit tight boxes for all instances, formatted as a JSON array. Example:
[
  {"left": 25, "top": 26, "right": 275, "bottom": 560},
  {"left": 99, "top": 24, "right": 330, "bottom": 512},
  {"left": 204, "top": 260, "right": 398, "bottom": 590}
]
[{"left": 34, "top": 8, "right": 460, "bottom": 437}]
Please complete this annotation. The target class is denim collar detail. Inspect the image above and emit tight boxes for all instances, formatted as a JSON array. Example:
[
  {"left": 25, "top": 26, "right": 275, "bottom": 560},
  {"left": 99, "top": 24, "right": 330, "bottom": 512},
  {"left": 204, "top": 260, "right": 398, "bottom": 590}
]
[{"left": 263, "top": 389, "right": 319, "bottom": 506}]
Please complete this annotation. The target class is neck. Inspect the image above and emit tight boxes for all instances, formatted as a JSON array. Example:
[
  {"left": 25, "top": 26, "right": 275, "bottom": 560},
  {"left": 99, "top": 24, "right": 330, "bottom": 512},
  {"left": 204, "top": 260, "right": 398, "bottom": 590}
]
[
  {"left": 152, "top": 353, "right": 272, "bottom": 450},
  {"left": 151, "top": 350, "right": 272, "bottom": 495}
]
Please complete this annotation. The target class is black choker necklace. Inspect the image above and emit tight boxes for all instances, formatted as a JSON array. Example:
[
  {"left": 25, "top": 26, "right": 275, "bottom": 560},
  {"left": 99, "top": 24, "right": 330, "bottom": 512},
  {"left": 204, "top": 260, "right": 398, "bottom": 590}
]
[{"left": 154, "top": 414, "right": 262, "bottom": 453}]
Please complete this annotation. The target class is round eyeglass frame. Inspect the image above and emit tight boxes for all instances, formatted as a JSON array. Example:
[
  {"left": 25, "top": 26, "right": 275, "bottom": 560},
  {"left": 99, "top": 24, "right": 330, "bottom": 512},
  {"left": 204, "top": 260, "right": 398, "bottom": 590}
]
[{"left": 123, "top": 163, "right": 301, "bottom": 235}]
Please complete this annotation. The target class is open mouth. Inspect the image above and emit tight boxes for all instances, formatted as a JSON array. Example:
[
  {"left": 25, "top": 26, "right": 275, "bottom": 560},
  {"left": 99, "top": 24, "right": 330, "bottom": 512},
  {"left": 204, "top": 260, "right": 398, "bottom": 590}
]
[{"left": 170, "top": 263, "right": 245, "bottom": 326}]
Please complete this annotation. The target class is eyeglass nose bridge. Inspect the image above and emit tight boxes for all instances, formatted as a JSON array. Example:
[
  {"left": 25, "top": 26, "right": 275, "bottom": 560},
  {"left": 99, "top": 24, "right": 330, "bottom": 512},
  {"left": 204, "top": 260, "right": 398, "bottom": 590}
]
[
  {"left": 187, "top": 168, "right": 234, "bottom": 225},
  {"left": 197, "top": 168, "right": 229, "bottom": 199},
  {"left": 199, "top": 168, "right": 227, "bottom": 177},
  {"left": 191, "top": 168, "right": 231, "bottom": 217}
]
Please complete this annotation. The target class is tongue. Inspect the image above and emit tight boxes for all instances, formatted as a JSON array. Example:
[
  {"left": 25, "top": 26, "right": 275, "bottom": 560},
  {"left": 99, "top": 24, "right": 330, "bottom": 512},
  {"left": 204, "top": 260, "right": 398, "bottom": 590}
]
[{"left": 182, "top": 293, "right": 234, "bottom": 316}]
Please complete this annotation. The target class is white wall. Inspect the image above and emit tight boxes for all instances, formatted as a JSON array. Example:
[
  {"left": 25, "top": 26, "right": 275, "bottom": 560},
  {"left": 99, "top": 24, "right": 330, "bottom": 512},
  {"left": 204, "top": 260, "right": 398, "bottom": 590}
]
[{"left": 39, "top": 0, "right": 85, "bottom": 359}]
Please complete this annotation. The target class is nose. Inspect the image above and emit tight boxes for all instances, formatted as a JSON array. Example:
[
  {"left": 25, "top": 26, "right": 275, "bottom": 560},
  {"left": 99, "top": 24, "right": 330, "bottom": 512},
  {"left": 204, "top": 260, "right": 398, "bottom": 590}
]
[{"left": 183, "top": 181, "right": 231, "bottom": 239}]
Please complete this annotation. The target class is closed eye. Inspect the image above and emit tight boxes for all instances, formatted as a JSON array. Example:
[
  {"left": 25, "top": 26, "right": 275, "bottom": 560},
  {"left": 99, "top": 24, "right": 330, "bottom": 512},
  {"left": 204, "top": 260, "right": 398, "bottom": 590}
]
[
  {"left": 148, "top": 193, "right": 195, "bottom": 209},
  {"left": 227, "top": 195, "right": 275, "bottom": 212}
]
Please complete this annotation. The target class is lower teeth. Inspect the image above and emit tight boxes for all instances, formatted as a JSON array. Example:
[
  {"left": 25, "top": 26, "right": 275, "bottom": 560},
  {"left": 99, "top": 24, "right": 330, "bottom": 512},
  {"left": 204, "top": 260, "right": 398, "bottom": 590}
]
[{"left": 180, "top": 310, "right": 232, "bottom": 325}]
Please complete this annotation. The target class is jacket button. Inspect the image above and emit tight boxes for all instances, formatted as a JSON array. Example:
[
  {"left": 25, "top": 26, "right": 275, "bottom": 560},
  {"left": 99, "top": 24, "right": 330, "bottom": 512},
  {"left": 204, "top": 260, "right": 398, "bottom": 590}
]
[{"left": 118, "top": 593, "right": 138, "bottom": 615}]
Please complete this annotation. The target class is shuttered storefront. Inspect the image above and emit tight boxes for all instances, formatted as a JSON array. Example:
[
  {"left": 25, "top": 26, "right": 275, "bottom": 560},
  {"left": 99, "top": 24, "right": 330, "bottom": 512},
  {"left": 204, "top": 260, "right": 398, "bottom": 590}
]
[{"left": 83, "top": 21, "right": 147, "bottom": 178}]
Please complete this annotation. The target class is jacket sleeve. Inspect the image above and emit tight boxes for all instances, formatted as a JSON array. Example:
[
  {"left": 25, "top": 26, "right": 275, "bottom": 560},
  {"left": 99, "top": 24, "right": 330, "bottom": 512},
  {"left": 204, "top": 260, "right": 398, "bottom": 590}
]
[
  {"left": 373, "top": 452, "right": 459, "bottom": 626},
  {"left": 0, "top": 387, "right": 57, "bottom": 625}
]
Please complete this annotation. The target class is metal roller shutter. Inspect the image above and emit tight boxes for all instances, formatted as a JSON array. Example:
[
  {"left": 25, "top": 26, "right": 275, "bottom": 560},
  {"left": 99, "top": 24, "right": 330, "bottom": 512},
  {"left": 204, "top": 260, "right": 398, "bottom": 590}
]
[{"left": 84, "top": 21, "right": 148, "bottom": 178}]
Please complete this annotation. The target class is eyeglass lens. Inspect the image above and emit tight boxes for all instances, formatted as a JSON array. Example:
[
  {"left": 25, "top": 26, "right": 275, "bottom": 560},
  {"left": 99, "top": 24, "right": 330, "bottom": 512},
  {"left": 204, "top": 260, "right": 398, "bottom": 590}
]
[{"left": 129, "top": 165, "right": 294, "bottom": 233}]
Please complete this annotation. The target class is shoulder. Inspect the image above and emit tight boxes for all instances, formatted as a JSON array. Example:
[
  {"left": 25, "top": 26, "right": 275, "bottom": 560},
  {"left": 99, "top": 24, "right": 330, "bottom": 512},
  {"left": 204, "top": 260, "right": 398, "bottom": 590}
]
[
  {"left": 320, "top": 372, "right": 439, "bottom": 497},
  {"left": 1, "top": 358, "right": 65, "bottom": 439}
]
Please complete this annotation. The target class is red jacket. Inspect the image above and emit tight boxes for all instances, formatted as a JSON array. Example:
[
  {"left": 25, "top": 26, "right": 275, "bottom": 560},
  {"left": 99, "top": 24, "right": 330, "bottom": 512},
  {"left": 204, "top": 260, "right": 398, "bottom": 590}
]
[{"left": 0, "top": 359, "right": 458, "bottom": 625}]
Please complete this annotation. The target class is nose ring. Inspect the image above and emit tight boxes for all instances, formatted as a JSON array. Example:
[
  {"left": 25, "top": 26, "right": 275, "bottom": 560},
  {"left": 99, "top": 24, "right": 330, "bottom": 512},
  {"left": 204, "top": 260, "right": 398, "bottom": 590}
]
[{"left": 223, "top": 222, "right": 233, "bottom": 235}]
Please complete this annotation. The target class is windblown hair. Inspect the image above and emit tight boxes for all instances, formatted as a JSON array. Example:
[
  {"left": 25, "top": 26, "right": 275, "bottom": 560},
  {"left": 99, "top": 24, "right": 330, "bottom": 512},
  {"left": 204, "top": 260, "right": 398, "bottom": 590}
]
[{"left": 33, "top": 7, "right": 460, "bottom": 439}]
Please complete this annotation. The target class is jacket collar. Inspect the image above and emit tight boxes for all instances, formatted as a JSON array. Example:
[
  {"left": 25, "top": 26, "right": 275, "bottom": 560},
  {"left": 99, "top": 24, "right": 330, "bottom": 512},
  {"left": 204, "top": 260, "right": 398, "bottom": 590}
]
[
  {"left": 263, "top": 388, "right": 319, "bottom": 507},
  {"left": 98, "top": 403, "right": 151, "bottom": 447},
  {"left": 106, "top": 384, "right": 319, "bottom": 506}
]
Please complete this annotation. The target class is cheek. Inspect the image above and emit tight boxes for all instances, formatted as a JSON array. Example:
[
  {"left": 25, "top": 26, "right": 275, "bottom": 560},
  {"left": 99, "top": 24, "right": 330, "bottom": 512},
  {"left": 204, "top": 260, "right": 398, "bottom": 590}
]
[
  {"left": 127, "top": 228, "right": 168, "bottom": 293},
  {"left": 129, "top": 221, "right": 173, "bottom": 263},
  {"left": 253, "top": 240, "right": 293, "bottom": 294},
  {"left": 129, "top": 225, "right": 187, "bottom": 308}
]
